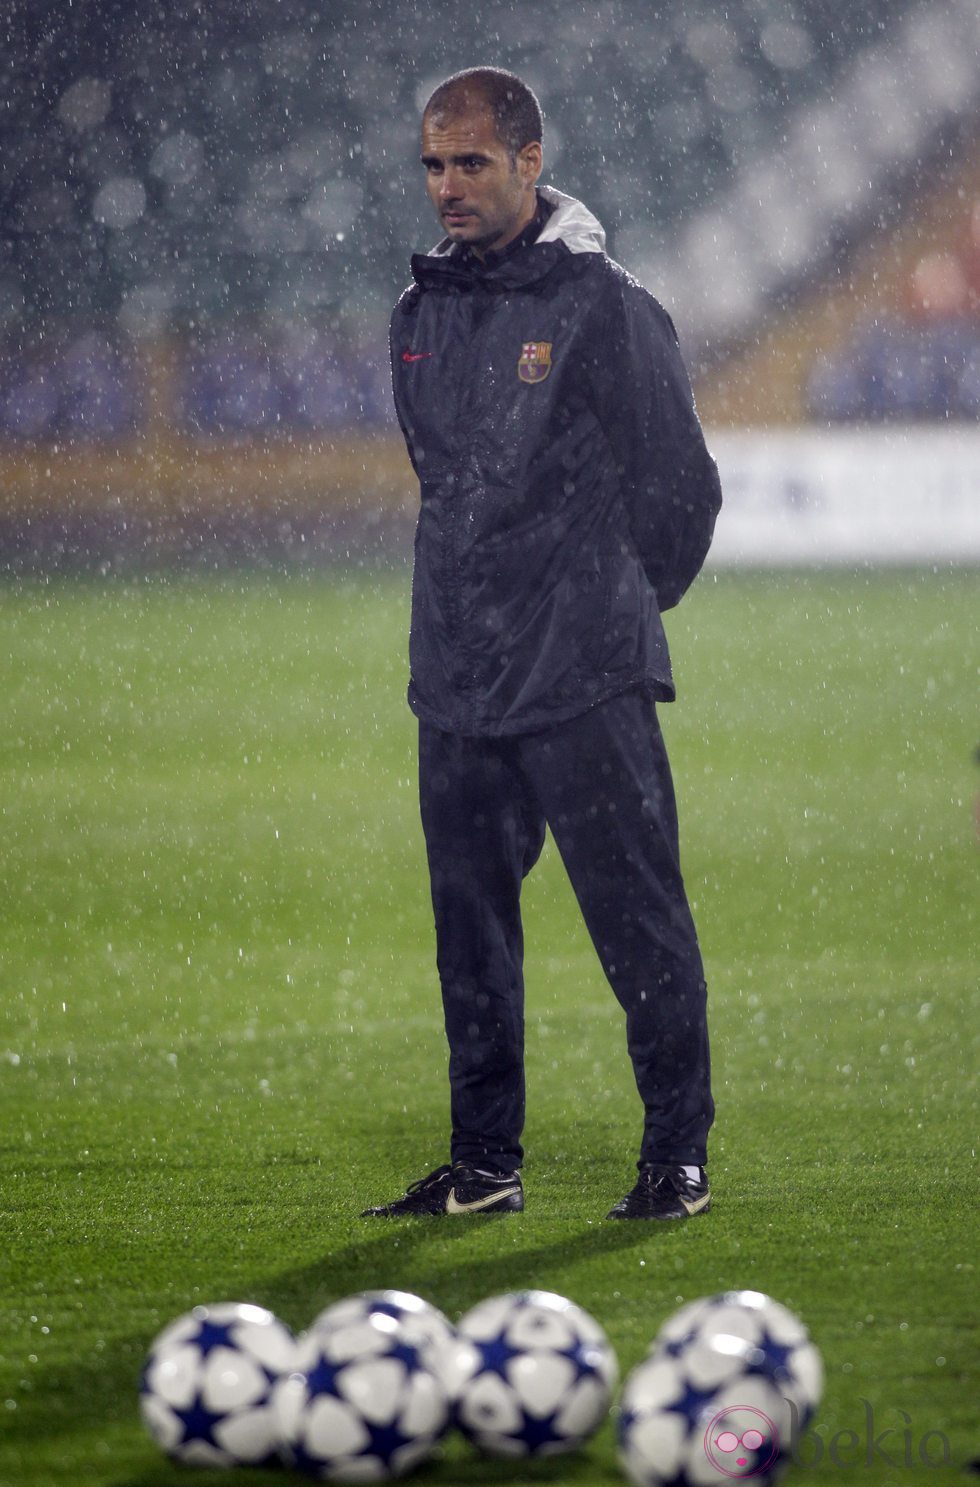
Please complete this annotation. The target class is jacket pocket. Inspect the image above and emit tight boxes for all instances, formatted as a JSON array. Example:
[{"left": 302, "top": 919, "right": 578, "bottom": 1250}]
[{"left": 567, "top": 555, "right": 613, "bottom": 670}]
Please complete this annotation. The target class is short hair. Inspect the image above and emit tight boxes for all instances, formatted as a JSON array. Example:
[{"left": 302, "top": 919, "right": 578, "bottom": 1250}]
[{"left": 423, "top": 67, "right": 543, "bottom": 158}]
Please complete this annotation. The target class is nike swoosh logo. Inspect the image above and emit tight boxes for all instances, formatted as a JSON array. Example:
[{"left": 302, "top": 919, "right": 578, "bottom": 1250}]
[
  {"left": 402, "top": 351, "right": 433, "bottom": 363},
  {"left": 680, "top": 1191, "right": 711, "bottom": 1216},
  {"left": 446, "top": 1185, "right": 521, "bottom": 1214}
]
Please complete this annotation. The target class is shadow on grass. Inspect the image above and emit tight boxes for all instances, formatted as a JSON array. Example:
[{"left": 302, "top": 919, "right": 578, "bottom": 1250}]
[
  {"left": 109, "top": 1442, "right": 613, "bottom": 1487},
  {"left": 109, "top": 1469, "right": 290, "bottom": 1487},
  {"left": 269, "top": 1208, "right": 667, "bottom": 1320}
]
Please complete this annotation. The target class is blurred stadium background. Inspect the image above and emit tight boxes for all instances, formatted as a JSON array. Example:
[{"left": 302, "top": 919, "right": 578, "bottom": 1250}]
[{"left": 2, "top": 0, "right": 979, "bottom": 571}]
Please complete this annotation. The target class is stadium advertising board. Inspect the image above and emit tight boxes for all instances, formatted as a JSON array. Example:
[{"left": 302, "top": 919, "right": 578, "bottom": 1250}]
[{"left": 706, "top": 427, "right": 980, "bottom": 566}]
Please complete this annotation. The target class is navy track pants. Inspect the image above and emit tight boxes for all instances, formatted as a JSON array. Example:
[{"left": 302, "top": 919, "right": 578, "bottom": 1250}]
[{"left": 418, "top": 689, "right": 713, "bottom": 1173}]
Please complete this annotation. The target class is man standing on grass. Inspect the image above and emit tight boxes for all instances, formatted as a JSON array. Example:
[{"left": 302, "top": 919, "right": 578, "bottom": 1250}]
[{"left": 362, "top": 67, "right": 722, "bottom": 1221}]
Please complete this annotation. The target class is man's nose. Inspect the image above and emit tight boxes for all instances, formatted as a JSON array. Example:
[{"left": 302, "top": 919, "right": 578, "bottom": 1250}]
[{"left": 439, "top": 169, "right": 462, "bottom": 200}]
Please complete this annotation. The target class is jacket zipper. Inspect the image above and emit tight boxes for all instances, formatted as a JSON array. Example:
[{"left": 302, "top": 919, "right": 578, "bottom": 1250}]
[{"left": 444, "top": 287, "right": 493, "bottom": 730}]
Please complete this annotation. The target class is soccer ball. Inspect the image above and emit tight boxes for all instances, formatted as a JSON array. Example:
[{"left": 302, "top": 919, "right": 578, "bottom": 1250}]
[
  {"left": 618, "top": 1332, "right": 795, "bottom": 1485},
  {"left": 139, "top": 1301, "right": 295, "bottom": 1466},
  {"left": 309, "top": 1289, "right": 463, "bottom": 1398},
  {"left": 275, "top": 1309, "right": 451, "bottom": 1481},
  {"left": 652, "top": 1289, "right": 823, "bottom": 1425},
  {"left": 450, "top": 1289, "right": 618, "bottom": 1458}
]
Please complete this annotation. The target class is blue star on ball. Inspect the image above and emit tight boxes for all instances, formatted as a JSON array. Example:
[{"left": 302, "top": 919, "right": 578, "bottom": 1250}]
[
  {"left": 750, "top": 1328, "right": 798, "bottom": 1381},
  {"left": 514, "top": 1407, "right": 565, "bottom": 1454},
  {"left": 173, "top": 1390, "right": 228, "bottom": 1451},
  {"left": 664, "top": 1377, "right": 718, "bottom": 1428},
  {"left": 191, "top": 1320, "right": 240, "bottom": 1358},
  {"left": 478, "top": 1331, "right": 525, "bottom": 1379}
]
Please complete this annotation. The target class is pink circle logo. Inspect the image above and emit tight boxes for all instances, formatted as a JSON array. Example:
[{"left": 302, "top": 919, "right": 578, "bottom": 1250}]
[{"left": 703, "top": 1405, "right": 780, "bottom": 1478}]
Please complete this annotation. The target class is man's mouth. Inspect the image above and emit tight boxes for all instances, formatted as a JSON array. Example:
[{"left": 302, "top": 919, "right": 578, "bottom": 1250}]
[{"left": 443, "top": 211, "right": 472, "bottom": 223}]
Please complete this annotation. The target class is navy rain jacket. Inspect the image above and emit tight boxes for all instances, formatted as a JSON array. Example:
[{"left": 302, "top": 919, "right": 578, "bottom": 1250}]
[{"left": 390, "top": 184, "right": 722, "bottom": 737}]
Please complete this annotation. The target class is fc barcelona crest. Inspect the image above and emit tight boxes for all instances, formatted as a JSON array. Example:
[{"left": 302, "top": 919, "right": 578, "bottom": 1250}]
[{"left": 518, "top": 341, "right": 552, "bottom": 384}]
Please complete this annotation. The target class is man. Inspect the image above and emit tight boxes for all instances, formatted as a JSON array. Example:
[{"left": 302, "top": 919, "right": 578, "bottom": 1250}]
[{"left": 362, "top": 67, "right": 722, "bottom": 1221}]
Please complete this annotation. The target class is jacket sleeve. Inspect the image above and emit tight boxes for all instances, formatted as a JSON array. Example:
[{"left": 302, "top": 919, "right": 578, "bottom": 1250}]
[
  {"left": 388, "top": 304, "right": 421, "bottom": 479},
  {"left": 586, "top": 274, "right": 722, "bottom": 611}
]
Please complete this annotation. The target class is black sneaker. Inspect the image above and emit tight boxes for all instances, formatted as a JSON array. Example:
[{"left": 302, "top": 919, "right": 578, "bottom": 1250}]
[
  {"left": 360, "top": 1162, "right": 524, "bottom": 1217},
  {"left": 606, "top": 1164, "right": 710, "bottom": 1220}
]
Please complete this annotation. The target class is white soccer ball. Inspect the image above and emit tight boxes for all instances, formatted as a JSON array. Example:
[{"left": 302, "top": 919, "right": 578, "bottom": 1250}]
[
  {"left": 139, "top": 1301, "right": 296, "bottom": 1467},
  {"left": 652, "top": 1289, "right": 823, "bottom": 1425},
  {"left": 309, "top": 1289, "right": 463, "bottom": 1398},
  {"left": 275, "top": 1310, "right": 451, "bottom": 1481},
  {"left": 450, "top": 1289, "right": 618, "bottom": 1458},
  {"left": 618, "top": 1333, "right": 793, "bottom": 1485}
]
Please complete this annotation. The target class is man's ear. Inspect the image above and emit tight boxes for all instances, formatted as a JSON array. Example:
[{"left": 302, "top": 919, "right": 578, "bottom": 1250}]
[{"left": 518, "top": 141, "right": 543, "bottom": 188}]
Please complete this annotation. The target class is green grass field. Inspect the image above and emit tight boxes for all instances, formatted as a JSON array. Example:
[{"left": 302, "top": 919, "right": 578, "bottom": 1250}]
[{"left": 0, "top": 568, "right": 976, "bottom": 1486}]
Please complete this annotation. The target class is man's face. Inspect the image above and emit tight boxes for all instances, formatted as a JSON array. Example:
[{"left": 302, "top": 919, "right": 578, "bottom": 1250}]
[{"left": 421, "top": 104, "right": 541, "bottom": 257}]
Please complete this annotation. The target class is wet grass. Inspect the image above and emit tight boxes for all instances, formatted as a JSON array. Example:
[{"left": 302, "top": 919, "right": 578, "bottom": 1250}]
[{"left": 0, "top": 568, "right": 976, "bottom": 1485}]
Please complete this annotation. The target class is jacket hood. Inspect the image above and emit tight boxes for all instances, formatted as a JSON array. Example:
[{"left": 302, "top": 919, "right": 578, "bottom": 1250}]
[
  {"left": 535, "top": 185, "right": 606, "bottom": 254},
  {"left": 426, "top": 184, "right": 606, "bottom": 259}
]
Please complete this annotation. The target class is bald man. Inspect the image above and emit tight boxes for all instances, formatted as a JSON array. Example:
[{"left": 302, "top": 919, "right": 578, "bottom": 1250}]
[{"left": 362, "top": 67, "right": 722, "bottom": 1222}]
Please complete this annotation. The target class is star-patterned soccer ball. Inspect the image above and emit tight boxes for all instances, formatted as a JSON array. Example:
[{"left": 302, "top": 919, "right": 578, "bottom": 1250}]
[
  {"left": 617, "top": 1332, "right": 794, "bottom": 1485},
  {"left": 450, "top": 1289, "right": 618, "bottom": 1458},
  {"left": 275, "top": 1309, "right": 451, "bottom": 1481},
  {"left": 309, "top": 1289, "right": 463, "bottom": 1399},
  {"left": 139, "top": 1301, "right": 296, "bottom": 1466},
  {"left": 652, "top": 1290, "right": 823, "bottom": 1426}
]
